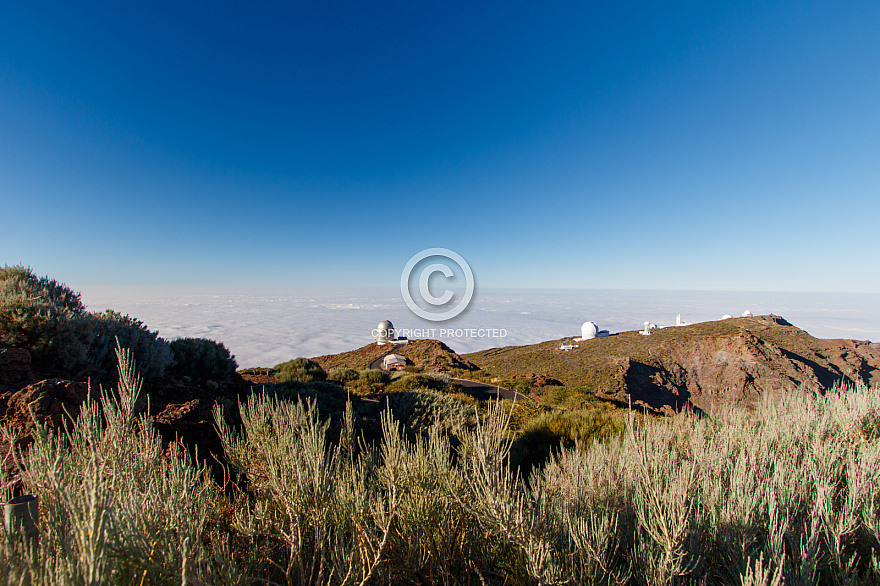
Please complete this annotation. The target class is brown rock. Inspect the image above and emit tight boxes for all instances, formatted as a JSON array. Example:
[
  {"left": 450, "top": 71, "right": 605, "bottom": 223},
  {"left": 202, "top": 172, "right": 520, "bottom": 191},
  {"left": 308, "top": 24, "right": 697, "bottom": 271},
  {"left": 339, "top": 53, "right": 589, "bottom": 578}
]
[
  {"left": 3, "top": 379, "right": 93, "bottom": 434},
  {"left": 152, "top": 398, "right": 226, "bottom": 460}
]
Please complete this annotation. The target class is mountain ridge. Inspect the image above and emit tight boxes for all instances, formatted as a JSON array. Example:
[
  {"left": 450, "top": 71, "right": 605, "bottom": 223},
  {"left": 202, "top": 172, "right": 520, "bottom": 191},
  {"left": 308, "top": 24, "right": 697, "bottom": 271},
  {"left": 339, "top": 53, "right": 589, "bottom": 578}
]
[{"left": 462, "top": 314, "right": 880, "bottom": 414}]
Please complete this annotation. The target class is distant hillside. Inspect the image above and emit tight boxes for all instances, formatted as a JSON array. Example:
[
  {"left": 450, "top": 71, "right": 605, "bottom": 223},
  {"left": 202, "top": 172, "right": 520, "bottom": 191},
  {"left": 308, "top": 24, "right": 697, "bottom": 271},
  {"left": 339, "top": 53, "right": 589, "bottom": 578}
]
[
  {"left": 463, "top": 315, "right": 880, "bottom": 415},
  {"left": 311, "top": 338, "right": 479, "bottom": 373}
]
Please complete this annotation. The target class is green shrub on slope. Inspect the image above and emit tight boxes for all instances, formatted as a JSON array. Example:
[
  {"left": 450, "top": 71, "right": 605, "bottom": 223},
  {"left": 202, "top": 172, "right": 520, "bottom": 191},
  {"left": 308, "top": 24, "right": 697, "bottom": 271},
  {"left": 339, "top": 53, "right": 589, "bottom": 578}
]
[
  {"left": 387, "top": 372, "right": 456, "bottom": 394},
  {"left": 384, "top": 390, "right": 478, "bottom": 437},
  {"left": 512, "top": 408, "right": 625, "bottom": 473},
  {"left": 327, "top": 367, "right": 359, "bottom": 382},
  {"left": 170, "top": 337, "right": 237, "bottom": 380},
  {"left": 274, "top": 357, "right": 327, "bottom": 383},
  {"left": 358, "top": 369, "right": 388, "bottom": 384},
  {"left": 0, "top": 265, "right": 92, "bottom": 371},
  {"left": 87, "top": 310, "right": 174, "bottom": 382}
]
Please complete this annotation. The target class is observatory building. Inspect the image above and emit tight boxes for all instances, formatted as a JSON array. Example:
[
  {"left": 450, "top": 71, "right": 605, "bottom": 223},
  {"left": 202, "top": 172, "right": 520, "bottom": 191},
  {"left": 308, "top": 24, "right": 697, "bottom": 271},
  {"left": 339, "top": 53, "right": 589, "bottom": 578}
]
[
  {"left": 375, "top": 320, "right": 409, "bottom": 346},
  {"left": 376, "top": 320, "right": 396, "bottom": 345},
  {"left": 575, "top": 321, "right": 610, "bottom": 341},
  {"left": 578, "top": 321, "right": 599, "bottom": 340}
]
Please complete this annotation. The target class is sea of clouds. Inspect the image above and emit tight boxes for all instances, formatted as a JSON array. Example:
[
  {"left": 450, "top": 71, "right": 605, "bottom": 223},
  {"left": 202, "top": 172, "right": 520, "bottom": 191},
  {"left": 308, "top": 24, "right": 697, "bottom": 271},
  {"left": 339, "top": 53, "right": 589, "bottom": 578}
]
[{"left": 78, "top": 286, "right": 880, "bottom": 368}]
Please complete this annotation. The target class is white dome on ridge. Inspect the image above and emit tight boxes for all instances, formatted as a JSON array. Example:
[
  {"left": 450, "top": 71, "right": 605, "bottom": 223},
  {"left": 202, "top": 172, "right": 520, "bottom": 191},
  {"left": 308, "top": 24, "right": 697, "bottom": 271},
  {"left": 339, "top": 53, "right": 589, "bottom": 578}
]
[
  {"left": 376, "top": 320, "right": 395, "bottom": 344},
  {"left": 580, "top": 321, "right": 599, "bottom": 340}
]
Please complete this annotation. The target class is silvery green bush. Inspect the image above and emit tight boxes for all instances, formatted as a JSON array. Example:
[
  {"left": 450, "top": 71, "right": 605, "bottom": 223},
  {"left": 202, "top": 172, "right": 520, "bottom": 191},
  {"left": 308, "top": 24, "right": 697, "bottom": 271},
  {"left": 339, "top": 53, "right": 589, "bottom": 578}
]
[
  {"left": 4, "top": 343, "right": 880, "bottom": 584},
  {"left": 0, "top": 346, "right": 237, "bottom": 584}
]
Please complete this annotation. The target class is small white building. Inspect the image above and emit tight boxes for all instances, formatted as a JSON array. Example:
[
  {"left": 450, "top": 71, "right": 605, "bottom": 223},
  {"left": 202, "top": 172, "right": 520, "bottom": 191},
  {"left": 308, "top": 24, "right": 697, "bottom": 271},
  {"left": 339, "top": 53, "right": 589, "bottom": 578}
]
[{"left": 382, "top": 354, "right": 407, "bottom": 371}]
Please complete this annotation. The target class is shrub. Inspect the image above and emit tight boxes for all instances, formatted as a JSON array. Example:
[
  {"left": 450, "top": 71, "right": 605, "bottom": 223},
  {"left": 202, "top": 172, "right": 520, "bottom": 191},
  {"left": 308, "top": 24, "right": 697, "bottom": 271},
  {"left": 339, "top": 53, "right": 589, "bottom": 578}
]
[
  {"left": 327, "top": 367, "right": 359, "bottom": 382},
  {"left": 0, "top": 265, "right": 92, "bottom": 371},
  {"left": 358, "top": 369, "right": 389, "bottom": 384},
  {"left": 387, "top": 373, "right": 455, "bottom": 394},
  {"left": 86, "top": 310, "right": 174, "bottom": 382},
  {"left": 0, "top": 265, "right": 84, "bottom": 313},
  {"left": 346, "top": 377, "right": 387, "bottom": 399},
  {"left": 270, "top": 380, "right": 351, "bottom": 416},
  {"left": 5, "top": 357, "right": 880, "bottom": 584},
  {"left": 170, "top": 337, "right": 237, "bottom": 380},
  {"left": 541, "top": 384, "right": 571, "bottom": 406},
  {"left": 274, "top": 357, "right": 326, "bottom": 383},
  {"left": 237, "top": 367, "right": 274, "bottom": 376},
  {"left": 384, "top": 390, "right": 478, "bottom": 437},
  {"left": 512, "top": 408, "right": 625, "bottom": 473},
  {"left": 1, "top": 345, "right": 231, "bottom": 583}
]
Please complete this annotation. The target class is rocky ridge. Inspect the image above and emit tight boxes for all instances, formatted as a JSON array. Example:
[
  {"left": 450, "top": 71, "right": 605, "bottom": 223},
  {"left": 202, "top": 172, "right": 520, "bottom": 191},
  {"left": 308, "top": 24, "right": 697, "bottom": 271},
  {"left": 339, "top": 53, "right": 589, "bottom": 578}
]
[
  {"left": 464, "top": 315, "right": 880, "bottom": 415},
  {"left": 312, "top": 338, "right": 479, "bottom": 372}
]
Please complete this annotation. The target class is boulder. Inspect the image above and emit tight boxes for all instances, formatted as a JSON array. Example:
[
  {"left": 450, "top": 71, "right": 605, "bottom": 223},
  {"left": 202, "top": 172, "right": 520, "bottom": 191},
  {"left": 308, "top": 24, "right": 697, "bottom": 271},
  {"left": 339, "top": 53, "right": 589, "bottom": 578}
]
[
  {"left": 153, "top": 398, "right": 217, "bottom": 448},
  {"left": 3, "top": 379, "right": 93, "bottom": 435}
]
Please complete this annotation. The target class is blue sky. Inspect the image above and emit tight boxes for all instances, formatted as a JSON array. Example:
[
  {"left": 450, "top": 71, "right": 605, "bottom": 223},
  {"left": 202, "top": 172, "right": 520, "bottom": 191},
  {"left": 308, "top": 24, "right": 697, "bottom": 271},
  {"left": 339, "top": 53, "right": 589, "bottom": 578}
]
[{"left": 2, "top": 1, "right": 878, "bottom": 292}]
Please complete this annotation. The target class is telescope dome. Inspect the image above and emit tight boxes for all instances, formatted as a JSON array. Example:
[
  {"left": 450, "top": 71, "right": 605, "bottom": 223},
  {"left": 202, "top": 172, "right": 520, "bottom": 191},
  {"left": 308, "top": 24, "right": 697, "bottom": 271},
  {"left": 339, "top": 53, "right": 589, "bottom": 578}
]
[
  {"left": 376, "top": 320, "right": 395, "bottom": 344},
  {"left": 580, "top": 321, "right": 599, "bottom": 340}
]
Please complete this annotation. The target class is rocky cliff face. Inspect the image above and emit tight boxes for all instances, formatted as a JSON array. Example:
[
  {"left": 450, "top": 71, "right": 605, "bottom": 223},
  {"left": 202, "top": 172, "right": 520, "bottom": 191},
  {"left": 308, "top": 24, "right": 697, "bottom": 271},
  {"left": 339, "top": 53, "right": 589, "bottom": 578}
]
[{"left": 465, "top": 315, "right": 880, "bottom": 415}]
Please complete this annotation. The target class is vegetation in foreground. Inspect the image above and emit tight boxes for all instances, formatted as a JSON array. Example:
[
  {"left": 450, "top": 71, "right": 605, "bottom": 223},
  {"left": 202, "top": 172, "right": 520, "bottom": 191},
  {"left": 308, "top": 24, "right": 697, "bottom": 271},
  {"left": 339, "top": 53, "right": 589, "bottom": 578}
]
[
  {"left": 3, "top": 346, "right": 880, "bottom": 585},
  {"left": 0, "top": 265, "right": 237, "bottom": 383}
]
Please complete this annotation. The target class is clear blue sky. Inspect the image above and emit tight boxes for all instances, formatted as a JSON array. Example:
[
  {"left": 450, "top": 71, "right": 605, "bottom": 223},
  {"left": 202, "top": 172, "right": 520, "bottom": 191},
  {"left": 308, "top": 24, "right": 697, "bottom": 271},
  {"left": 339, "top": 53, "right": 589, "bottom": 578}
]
[{"left": 2, "top": 1, "right": 878, "bottom": 292}]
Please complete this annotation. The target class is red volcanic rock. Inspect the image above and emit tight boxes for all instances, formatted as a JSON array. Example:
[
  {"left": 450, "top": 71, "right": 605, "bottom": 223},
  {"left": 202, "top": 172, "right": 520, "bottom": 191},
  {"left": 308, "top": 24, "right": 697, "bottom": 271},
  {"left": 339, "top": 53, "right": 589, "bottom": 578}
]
[
  {"left": 154, "top": 399, "right": 215, "bottom": 439},
  {"left": 3, "top": 379, "right": 93, "bottom": 434}
]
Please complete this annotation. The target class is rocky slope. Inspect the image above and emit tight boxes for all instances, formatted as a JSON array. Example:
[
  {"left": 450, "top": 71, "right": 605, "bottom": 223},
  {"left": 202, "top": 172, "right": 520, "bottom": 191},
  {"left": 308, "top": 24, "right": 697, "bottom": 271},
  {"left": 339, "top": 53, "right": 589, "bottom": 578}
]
[{"left": 464, "top": 315, "right": 880, "bottom": 415}]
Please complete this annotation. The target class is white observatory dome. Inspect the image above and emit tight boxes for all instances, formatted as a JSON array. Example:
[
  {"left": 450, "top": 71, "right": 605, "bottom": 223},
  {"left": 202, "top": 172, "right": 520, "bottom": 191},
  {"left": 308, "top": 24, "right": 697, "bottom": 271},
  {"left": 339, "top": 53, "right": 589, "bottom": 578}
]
[
  {"left": 580, "top": 321, "right": 599, "bottom": 340},
  {"left": 742, "top": 310, "right": 753, "bottom": 317},
  {"left": 376, "top": 320, "right": 395, "bottom": 344}
]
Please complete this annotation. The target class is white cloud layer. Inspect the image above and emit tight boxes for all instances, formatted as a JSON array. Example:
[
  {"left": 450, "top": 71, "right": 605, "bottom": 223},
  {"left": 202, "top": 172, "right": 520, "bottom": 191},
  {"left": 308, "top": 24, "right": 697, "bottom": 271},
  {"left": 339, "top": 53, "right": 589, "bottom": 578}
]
[{"left": 79, "top": 286, "right": 880, "bottom": 368}]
